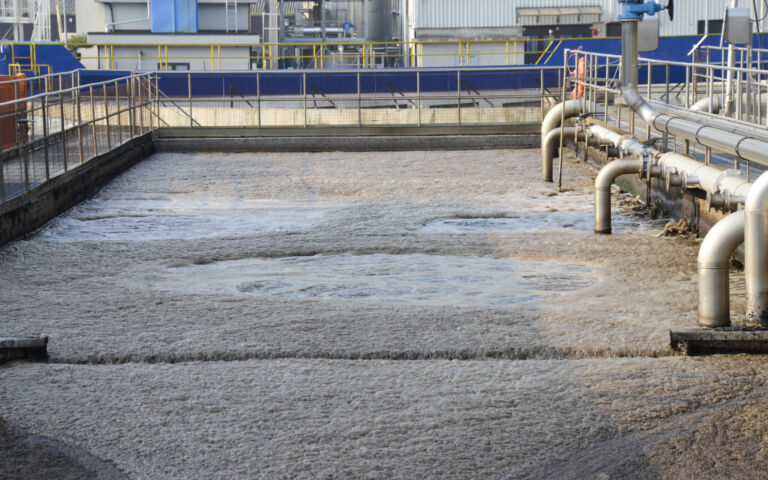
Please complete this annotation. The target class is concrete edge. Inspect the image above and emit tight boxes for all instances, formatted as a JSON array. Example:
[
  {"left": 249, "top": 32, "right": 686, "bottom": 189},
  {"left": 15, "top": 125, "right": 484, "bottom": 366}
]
[
  {"left": 154, "top": 134, "right": 541, "bottom": 153},
  {"left": 0, "top": 336, "right": 48, "bottom": 363},
  {"left": 670, "top": 328, "right": 768, "bottom": 355},
  {"left": 155, "top": 125, "right": 540, "bottom": 138}
]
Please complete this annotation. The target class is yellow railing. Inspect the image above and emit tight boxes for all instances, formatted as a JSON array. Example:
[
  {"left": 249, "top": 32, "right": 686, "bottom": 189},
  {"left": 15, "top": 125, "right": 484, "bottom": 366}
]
[
  {"left": 72, "top": 38, "right": 564, "bottom": 71},
  {"left": 2, "top": 43, "right": 45, "bottom": 75}
]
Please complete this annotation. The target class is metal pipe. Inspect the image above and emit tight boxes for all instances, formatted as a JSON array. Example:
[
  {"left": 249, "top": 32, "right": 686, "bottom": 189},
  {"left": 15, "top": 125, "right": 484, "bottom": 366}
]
[
  {"left": 724, "top": 0, "right": 739, "bottom": 115},
  {"left": 540, "top": 99, "right": 587, "bottom": 140},
  {"left": 541, "top": 127, "right": 601, "bottom": 182},
  {"left": 745, "top": 172, "right": 768, "bottom": 325},
  {"left": 542, "top": 126, "right": 578, "bottom": 182},
  {"left": 594, "top": 158, "right": 644, "bottom": 234},
  {"left": 698, "top": 210, "right": 745, "bottom": 327}
]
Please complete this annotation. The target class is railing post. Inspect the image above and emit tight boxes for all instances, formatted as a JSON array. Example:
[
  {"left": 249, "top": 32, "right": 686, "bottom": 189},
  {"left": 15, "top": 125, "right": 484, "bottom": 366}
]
[
  {"left": 129, "top": 77, "right": 135, "bottom": 138},
  {"left": 90, "top": 85, "right": 98, "bottom": 157},
  {"left": 357, "top": 71, "right": 361, "bottom": 127},
  {"left": 103, "top": 82, "right": 111, "bottom": 150},
  {"left": 136, "top": 78, "right": 144, "bottom": 136},
  {"left": 115, "top": 79, "right": 123, "bottom": 144},
  {"left": 257, "top": 72, "right": 261, "bottom": 129},
  {"left": 540, "top": 68, "right": 545, "bottom": 123},
  {"left": 188, "top": 72, "right": 193, "bottom": 128},
  {"left": 76, "top": 87, "right": 84, "bottom": 165},
  {"left": 457, "top": 70, "right": 461, "bottom": 126},
  {"left": 60, "top": 91, "right": 67, "bottom": 172},
  {"left": 417, "top": 70, "right": 421, "bottom": 127},
  {"left": 42, "top": 95, "right": 49, "bottom": 180},
  {"left": 303, "top": 72, "right": 307, "bottom": 128}
]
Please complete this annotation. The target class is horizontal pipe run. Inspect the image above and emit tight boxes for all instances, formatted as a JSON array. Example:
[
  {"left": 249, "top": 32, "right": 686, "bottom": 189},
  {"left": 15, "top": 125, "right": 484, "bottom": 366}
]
[{"left": 698, "top": 211, "right": 745, "bottom": 328}]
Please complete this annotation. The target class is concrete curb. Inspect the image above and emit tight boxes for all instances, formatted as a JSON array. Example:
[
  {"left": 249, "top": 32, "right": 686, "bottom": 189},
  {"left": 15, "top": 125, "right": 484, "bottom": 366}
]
[
  {"left": 0, "top": 336, "right": 48, "bottom": 363},
  {"left": 154, "top": 134, "right": 540, "bottom": 152}
]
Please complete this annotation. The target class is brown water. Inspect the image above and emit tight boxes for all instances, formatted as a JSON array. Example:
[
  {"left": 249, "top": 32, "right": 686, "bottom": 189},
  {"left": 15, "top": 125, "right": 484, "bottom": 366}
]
[{"left": 0, "top": 149, "right": 762, "bottom": 479}]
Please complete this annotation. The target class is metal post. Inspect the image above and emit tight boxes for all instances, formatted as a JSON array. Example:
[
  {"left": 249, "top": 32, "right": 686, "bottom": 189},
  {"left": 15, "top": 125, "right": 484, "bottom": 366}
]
[
  {"left": 303, "top": 72, "right": 307, "bottom": 127},
  {"left": 257, "top": 72, "right": 261, "bottom": 129},
  {"left": 42, "top": 96, "right": 49, "bottom": 180},
  {"left": 60, "top": 92, "right": 67, "bottom": 171},
  {"left": 115, "top": 80, "right": 123, "bottom": 144},
  {"left": 665, "top": 64, "right": 670, "bottom": 104},
  {"left": 103, "top": 83, "right": 111, "bottom": 150},
  {"left": 417, "top": 70, "right": 421, "bottom": 127},
  {"left": 138, "top": 76, "right": 144, "bottom": 135},
  {"left": 188, "top": 72, "right": 193, "bottom": 128},
  {"left": 76, "top": 88, "right": 84, "bottom": 164},
  {"left": 129, "top": 77, "right": 135, "bottom": 139},
  {"left": 457, "top": 70, "right": 461, "bottom": 126},
  {"left": 90, "top": 86, "right": 98, "bottom": 157},
  {"left": 357, "top": 71, "right": 361, "bottom": 127},
  {"left": 539, "top": 68, "right": 545, "bottom": 123}
]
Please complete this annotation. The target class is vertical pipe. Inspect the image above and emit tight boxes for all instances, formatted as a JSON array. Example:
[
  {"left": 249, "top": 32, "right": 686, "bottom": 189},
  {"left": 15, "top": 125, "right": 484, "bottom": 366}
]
[
  {"left": 745, "top": 172, "right": 768, "bottom": 326},
  {"left": 725, "top": 0, "right": 739, "bottom": 115},
  {"left": 698, "top": 211, "right": 745, "bottom": 327}
]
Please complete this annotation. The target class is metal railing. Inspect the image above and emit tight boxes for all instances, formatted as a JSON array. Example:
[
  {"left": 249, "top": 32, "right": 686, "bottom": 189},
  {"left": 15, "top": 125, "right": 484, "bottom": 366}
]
[
  {"left": 0, "top": 73, "right": 155, "bottom": 205},
  {"left": 153, "top": 66, "right": 563, "bottom": 128},
  {"left": 563, "top": 48, "right": 768, "bottom": 179},
  {"left": 80, "top": 38, "right": 562, "bottom": 71}
]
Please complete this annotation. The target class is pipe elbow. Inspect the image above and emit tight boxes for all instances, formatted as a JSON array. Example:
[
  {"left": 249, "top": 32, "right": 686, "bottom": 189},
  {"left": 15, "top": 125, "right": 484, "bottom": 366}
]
[
  {"left": 745, "top": 171, "right": 768, "bottom": 212},
  {"left": 698, "top": 211, "right": 745, "bottom": 269},
  {"left": 595, "top": 158, "right": 644, "bottom": 191},
  {"left": 541, "top": 99, "right": 587, "bottom": 138},
  {"left": 619, "top": 85, "right": 658, "bottom": 125}
]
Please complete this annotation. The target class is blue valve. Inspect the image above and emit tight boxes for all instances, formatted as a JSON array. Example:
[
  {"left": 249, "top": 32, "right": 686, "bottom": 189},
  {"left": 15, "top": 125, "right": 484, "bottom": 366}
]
[{"left": 618, "top": 0, "right": 666, "bottom": 20}]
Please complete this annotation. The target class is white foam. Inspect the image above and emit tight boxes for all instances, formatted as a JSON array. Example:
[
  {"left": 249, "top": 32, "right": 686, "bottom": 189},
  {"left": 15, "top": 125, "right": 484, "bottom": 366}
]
[
  {"left": 40, "top": 193, "right": 333, "bottom": 241},
  {"left": 421, "top": 212, "right": 646, "bottom": 234},
  {"left": 156, "top": 254, "right": 595, "bottom": 307}
]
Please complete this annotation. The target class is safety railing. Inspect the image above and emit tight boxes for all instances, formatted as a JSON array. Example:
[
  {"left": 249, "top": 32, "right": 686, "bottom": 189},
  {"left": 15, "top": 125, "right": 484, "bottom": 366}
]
[
  {"left": 77, "top": 38, "right": 564, "bottom": 71},
  {"left": 152, "top": 66, "right": 563, "bottom": 128},
  {"left": 0, "top": 72, "right": 155, "bottom": 205},
  {"left": 563, "top": 48, "right": 768, "bottom": 178}
]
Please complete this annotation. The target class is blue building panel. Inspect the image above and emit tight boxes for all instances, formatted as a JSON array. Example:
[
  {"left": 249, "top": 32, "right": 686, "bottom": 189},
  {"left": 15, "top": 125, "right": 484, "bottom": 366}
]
[{"left": 151, "top": 0, "right": 198, "bottom": 33}]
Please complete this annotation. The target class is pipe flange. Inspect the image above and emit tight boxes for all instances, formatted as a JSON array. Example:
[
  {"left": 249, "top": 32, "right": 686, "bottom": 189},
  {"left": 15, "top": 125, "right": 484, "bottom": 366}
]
[
  {"left": 665, "top": 172, "right": 682, "bottom": 191},
  {"left": 724, "top": 193, "right": 746, "bottom": 211},
  {"left": 706, "top": 191, "right": 726, "bottom": 212},
  {"left": 681, "top": 173, "right": 701, "bottom": 190}
]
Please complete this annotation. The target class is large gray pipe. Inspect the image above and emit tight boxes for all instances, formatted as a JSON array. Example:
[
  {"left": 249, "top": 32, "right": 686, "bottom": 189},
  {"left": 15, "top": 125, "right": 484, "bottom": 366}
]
[
  {"left": 698, "top": 210, "right": 745, "bottom": 327},
  {"left": 745, "top": 172, "right": 768, "bottom": 326}
]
